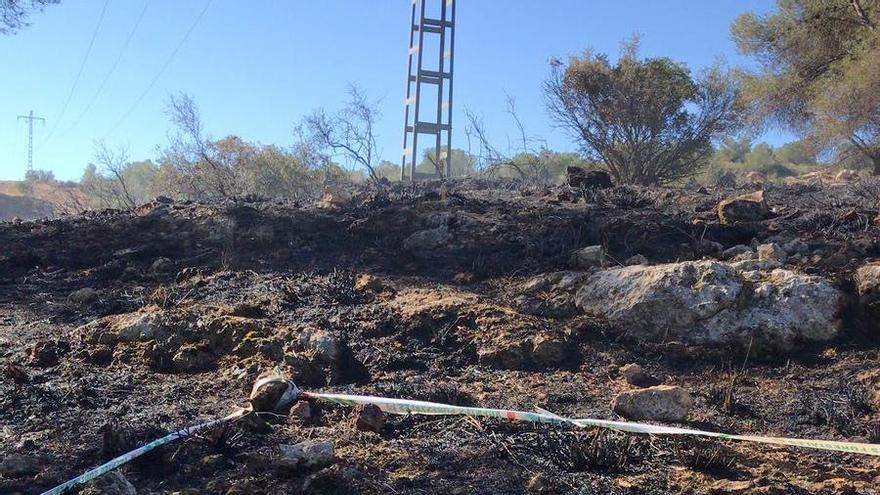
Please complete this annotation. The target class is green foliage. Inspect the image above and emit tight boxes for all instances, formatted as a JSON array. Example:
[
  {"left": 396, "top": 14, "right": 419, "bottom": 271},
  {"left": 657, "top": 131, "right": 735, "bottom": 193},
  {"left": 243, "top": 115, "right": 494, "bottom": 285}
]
[
  {"left": 732, "top": 0, "right": 880, "bottom": 173},
  {"left": 485, "top": 150, "right": 592, "bottom": 184},
  {"left": 416, "top": 148, "right": 476, "bottom": 177},
  {"left": 717, "top": 136, "right": 752, "bottom": 163},
  {"left": 698, "top": 138, "right": 822, "bottom": 185},
  {"left": 157, "top": 94, "right": 322, "bottom": 202},
  {"left": 545, "top": 38, "right": 742, "bottom": 185}
]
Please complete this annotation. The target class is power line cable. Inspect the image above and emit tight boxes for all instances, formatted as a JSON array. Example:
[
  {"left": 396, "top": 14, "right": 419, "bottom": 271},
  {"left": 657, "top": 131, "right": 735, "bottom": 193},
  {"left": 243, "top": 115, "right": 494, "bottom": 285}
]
[
  {"left": 103, "top": 0, "right": 213, "bottom": 139},
  {"left": 41, "top": 0, "right": 111, "bottom": 147},
  {"left": 60, "top": 0, "right": 151, "bottom": 137}
]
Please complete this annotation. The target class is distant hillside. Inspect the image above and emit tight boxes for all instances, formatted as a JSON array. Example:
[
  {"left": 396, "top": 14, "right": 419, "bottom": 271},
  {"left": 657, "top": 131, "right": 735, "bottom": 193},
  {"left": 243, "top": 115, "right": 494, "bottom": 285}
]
[{"left": 0, "top": 180, "right": 90, "bottom": 221}]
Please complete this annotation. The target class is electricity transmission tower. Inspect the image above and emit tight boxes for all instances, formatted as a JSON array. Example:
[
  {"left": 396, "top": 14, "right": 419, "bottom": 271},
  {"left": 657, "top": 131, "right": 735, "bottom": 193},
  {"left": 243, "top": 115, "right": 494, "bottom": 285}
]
[
  {"left": 401, "top": 0, "right": 456, "bottom": 181},
  {"left": 17, "top": 110, "right": 46, "bottom": 173}
]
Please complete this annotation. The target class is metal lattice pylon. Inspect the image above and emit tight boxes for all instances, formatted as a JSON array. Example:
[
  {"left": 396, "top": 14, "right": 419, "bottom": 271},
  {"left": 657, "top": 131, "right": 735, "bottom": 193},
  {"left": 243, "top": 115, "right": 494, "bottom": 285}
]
[{"left": 401, "top": 0, "right": 456, "bottom": 181}]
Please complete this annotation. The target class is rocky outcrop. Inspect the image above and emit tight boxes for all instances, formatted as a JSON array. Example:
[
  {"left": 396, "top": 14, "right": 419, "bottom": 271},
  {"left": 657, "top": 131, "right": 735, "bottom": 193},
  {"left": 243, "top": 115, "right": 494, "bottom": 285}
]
[{"left": 573, "top": 261, "right": 841, "bottom": 351}]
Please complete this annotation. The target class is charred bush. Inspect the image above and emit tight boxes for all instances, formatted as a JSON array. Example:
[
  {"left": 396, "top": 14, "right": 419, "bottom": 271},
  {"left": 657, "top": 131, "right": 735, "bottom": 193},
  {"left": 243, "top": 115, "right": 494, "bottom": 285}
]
[
  {"left": 538, "top": 429, "right": 645, "bottom": 472},
  {"left": 323, "top": 270, "right": 366, "bottom": 305},
  {"left": 671, "top": 438, "right": 736, "bottom": 474},
  {"left": 794, "top": 382, "right": 876, "bottom": 437},
  {"left": 850, "top": 178, "right": 880, "bottom": 212},
  {"left": 583, "top": 186, "right": 656, "bottom": 209}
]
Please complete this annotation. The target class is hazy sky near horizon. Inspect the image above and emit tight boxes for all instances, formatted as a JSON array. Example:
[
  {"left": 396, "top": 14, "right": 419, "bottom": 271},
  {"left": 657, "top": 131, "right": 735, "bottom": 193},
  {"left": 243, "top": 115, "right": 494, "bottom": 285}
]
[{"left": 0, "top": 0, "right": 782, "bottom": 181}]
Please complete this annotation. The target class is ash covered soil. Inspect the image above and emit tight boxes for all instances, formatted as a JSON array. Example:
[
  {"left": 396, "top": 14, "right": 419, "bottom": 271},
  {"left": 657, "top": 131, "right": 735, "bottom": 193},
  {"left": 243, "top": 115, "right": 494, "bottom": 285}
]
[{"left": 1, "top": 180, "right": 880, "bottom": 494}]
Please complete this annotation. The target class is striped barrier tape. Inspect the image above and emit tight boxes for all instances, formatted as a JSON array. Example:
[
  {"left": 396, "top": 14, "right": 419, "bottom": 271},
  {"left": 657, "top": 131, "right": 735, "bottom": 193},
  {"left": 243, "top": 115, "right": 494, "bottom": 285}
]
[
  {"left": 39, "top": 409, "right": 247, "bottom": 495},
  {"left": 39, "top": 375, "right": 880, "bottom": 494},
  {"left": 302, "top": 390, "right": 880, "bottom": 456}
]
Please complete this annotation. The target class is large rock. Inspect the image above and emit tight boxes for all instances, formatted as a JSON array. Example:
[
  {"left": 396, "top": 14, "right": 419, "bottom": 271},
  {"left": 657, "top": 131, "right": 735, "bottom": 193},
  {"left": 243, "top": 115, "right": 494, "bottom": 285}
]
[
  {"left": 717, "top": 190, "right": 769, "bottom": 224},
  {"left": 612, "top": 385, "right": 693, "bottom": 422},
  {"left": 574, "top": 261, "right": 841, "bottom": 351}
]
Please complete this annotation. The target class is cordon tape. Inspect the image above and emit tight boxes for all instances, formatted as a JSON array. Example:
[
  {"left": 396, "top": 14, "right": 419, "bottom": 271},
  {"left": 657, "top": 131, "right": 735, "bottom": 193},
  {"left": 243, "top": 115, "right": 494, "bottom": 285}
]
[{"left": 39, "top": 372, "right": 880, "bottom": 494}]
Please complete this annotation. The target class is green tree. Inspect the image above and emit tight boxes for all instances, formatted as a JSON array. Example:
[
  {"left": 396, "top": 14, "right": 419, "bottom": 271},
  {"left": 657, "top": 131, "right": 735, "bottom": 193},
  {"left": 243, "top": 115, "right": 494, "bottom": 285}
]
[
  {"left": 545, "top": 38, "right": 742, "bottom": 185},
  {"left": 743, "top": 143, "right": 779, "bottom": 169},
  {"left": 775, "top": 140, "right": 816, "bottom": 165},
  {"left": 717, "top": 136, "right": 752, "bottom": 163},
  {"left": 732, "top": 0, "right": 880, "bottom": 174}
]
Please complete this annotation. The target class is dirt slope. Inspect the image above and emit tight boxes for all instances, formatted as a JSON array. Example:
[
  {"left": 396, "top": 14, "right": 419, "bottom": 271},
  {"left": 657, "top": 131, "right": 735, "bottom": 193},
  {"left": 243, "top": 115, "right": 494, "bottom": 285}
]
[{"left": 1, "top": 180, "right": 879, "bottom": 494}]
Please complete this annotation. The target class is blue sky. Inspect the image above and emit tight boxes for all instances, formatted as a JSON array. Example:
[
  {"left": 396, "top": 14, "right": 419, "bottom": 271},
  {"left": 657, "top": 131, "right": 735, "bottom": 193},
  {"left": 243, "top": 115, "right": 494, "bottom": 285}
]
[{"left": 0, "top": 0, "right": 781, "bottom": 181}]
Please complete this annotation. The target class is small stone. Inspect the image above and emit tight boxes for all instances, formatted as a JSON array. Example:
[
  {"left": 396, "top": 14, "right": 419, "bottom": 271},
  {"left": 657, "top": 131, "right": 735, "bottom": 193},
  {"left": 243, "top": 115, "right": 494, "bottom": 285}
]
[
  {"left": 855, "top": 263, "right": 880, "bottom": 296},
  {"left": 354, "top": 404, "right": 386, "bottom": 433},
  {"left": 525, "top": 473, "right": 556, "bottom": 493},
  {"left": 728, "top": 259, "right": 782, "bottom": 272},
  {"left": 289, "top": 401, "right": 312, "bottom": 422},
  {"left": 624, "top": 254, "right": 648, "bottom": 266},
  {"left": 531, "top": 335, "right": 568, "bottom": 366},
  {"left": 731, "top": 251, "right": 758, "bottom": 262},
  {"left": 69, "top": 287, "right": 98, "bottom": 305},
  {"left": 275, "top": 440, "right": 335, "bottom": 471},
  {"left": 570, "top": 245, "right": 605, "bottom": 269},
  {"left": 0, "top": 454, "right": 40, "bottom": 478},
  {"left": 520, "top": 273, "right": 561, "bottom": 294},
  {"left": 611, "top": 385, "right": 693, "bottom": 422},
  {"left": 697, "top": 240, "right": 723, "bottom": 255},
  {"left": 150, "top": 257, "right": 175, "bottom": 275},
  {"left": 172, "top": 343, "right": 215, "bottom": 373},
  {"left": 782, "top": 239, "right": 810, "bottom": 255},
  {"left": 757, "top": 243, "right": 787, "bottom": 263},
  {"left": 354, "top": 274, "right": 391, "bottom": 293},
  {"left": 80, "top": 471, "right": 137, "bottom": 495},
  {"left": 619, "top": 363, "right": 657, "bottom": 387},
  {"left": 249, "top": 370, "right": 294, "bottom": 413},
  {"left": 721, "top": 245, "right": 752, "bottom": 260},
  {"left": 303, "top": 330, "right": 341, "bottom": 363},
  {"left": 225, "top": 481, "right": 261, "bottom": 495},
  {"left": 28, "top": 340, "right": 70, "bottom": 367},
  {"left": 84, "top": 345, "right": 114, "bottom": 366},
  {"left": 115, "top": 313, "right": 164, "bottom": 342}
]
